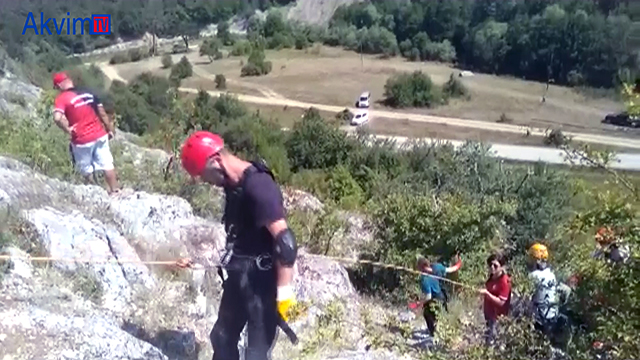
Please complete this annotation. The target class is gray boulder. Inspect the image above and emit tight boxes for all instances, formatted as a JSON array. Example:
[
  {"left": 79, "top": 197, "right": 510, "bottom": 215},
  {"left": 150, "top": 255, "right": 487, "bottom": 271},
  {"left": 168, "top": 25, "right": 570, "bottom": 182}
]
[
  {"left": 108, "top": 190, "right": 196, "bottom": 256},
  {"left": 23, "top": 207, "right": 155, "bottom": 313},
  {"left": 294, "top": 249, "right": 356, "bottom": 305}
]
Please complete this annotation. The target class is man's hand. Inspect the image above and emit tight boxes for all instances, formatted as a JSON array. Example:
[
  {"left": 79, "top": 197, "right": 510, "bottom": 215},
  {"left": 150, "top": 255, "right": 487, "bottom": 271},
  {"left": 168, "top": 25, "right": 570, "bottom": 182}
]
[
  {"left": 277, "top": 285, "right": 297, "bottom": 322},
  {"left": 175, "top": 258, "right": 193, "bottom": 269}
]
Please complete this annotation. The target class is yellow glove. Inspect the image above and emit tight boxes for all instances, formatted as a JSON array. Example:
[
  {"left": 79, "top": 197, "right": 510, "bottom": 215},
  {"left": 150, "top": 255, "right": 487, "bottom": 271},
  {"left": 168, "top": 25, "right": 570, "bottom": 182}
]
[{"left": 277, "top": 285, "right": 296, "bottom": 322}]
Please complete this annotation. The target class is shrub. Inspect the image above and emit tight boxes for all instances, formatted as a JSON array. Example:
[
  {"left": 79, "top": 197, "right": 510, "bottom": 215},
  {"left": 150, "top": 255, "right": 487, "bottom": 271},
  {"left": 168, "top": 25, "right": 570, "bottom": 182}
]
[
  {"left": 442, "top": 73, "right": 470, "bottom": 100},
  {"left": 0, "top": 115, "right": 76, "bottom": 181},
  {"left": 383, "top": 71, "right": 442, "bottom": 108},
  {"left": 200, "top": 37, "right": 223, "bottom": 62},
  {"left": 128, "top": 72, "right": 173, "bottom": 116},
  {"left": 109, "top": 81, "right": 158, "bottom": 135},
  {"left": 240, "top": 48, "right": 272, "bottom": 77},
  {"left": 64, "top": 64, "right": 107, "bottom": 94},
  {"left": 327, "top": 165, "right": 365, "bottom": 209},
  {"left": 567, "top": 70, "right": 585, "bottom": 87},
  {"left": 169, "top": 56, "right": 192, "bottom": 86},
  {"left": 231, "top": 40, "right": 253, "bottom": 56},
  {"left": 109, "top": 52, "right": 130, "bottom": 65},
  {"left": 286, "top": 108, "right": 356, "bottom": 171},
  {"left": 161, "top": 54, "right": 173, "bottom": 69},
  {"left": 128, "top": 47, "right": 150, "bottom": 62},
  {"left": 295, "top": 33, "right": 310, "bottom": 50},
  {"left": 240, "top": 62, "right": 262, "bottom": 77},
  {"left": 422, "top": 40, "right": 456, "bottom": 63},
  {"left": 268, "top": 32, "right": 295, "bottom": 49},
  {"left": 544, "top": 129, "right": 569, "bottom": 147},
  {"left": 215, "top": 74, "right": 226, "bottom": 89},
  {"left": 213, "top": 93, "right": 247, "bottom": 121},
  {"left": 497, "top": 113, "right": 513, "bottom": 123}
]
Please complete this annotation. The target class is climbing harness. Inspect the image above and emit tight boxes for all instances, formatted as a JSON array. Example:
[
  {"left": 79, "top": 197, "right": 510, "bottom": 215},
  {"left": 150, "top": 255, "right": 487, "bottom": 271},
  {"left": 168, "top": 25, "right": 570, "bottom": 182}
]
[{"left": 216, "top": 160, "right": 299, "bottom": 345}]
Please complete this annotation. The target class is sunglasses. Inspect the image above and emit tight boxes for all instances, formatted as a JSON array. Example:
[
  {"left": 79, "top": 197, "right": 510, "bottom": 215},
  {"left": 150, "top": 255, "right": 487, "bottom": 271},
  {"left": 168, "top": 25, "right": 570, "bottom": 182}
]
[{"left": 489, "top": 262, "right": 501, "bottom": 269}]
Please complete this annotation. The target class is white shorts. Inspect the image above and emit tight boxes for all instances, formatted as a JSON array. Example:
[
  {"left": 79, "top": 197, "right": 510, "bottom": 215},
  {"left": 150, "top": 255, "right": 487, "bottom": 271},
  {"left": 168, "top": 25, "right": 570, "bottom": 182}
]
[{"left": 70, "top": 135, "right": 114, "bottom": 176}]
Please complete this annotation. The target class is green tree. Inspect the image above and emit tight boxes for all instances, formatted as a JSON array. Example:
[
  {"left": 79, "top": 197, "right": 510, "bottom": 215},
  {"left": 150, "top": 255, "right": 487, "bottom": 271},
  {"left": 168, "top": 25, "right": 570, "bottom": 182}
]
[
  {"left": 164, "top": 5, "right": 200, "bottom": 50},
  {"left": 241, "top": 47, "right": 272, "bottom": 77},
  {"left": 286, "top": 109, "right": 356, "bottom": 171},
  {"left": 264, "top": 11, "right": 287, "bottom": 38},
  {"left": 217, "top": 20, "right": 233, "bottom": 45},
  {"left": 200, "top": 37, "right": 223, "bottom": 62},
  {"left": 169, "top": 56, "right": 193, "bottom": 86}
]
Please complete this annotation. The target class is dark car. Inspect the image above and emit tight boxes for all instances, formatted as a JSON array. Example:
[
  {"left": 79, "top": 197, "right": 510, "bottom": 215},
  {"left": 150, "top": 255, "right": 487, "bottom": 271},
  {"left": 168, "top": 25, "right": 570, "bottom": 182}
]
[{"left": 602, "top": 112, "right": 640, "bottom": 128}]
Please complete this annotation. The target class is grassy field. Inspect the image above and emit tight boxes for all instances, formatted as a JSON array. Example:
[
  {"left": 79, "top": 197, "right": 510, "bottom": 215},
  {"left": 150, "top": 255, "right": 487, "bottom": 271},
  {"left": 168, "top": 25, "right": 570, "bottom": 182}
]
[{"left": 107, "top": 43, "right": 638, "bottom": 146}]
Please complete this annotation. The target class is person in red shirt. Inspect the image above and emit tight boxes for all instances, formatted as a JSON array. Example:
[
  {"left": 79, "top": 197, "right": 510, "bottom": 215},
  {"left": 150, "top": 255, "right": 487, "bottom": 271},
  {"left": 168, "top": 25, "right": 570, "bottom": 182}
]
[
  {"left": 52, "top": 72, "right": 120, "bottom": 194},
  {"left": 478, "top": 253, "right": 511, "bottom": 345}
]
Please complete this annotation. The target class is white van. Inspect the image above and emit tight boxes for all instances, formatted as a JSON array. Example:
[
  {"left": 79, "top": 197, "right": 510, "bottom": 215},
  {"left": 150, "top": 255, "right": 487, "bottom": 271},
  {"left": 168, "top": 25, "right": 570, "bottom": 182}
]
[
  {"left": 351, "top": 110, "right": 369, "bottom": 126},
  {"left": 356, "top": 91, "right": 370, "bottom": 108}
]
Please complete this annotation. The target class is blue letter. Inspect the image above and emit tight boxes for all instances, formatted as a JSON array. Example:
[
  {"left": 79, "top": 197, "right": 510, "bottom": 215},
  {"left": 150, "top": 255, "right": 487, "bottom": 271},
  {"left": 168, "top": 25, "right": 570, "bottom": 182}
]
[
  {"left": 40, "top": 12, "right": 52, "bottom": 35},
  {"left": 53, "top": 18, "right": 65, "bottom": 35},
  {"left": 73, "top": 17, "right": 91, "bottom": 35},
  {"left": 22, "top": 12, "right": 38, "bottom": 35}
]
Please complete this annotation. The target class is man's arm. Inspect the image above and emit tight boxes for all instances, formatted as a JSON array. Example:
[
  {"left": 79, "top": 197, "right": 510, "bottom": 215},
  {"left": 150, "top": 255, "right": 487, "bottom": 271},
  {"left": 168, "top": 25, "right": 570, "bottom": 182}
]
[
  {"left": 445, "top": 255, "right": 462, "bottom": 274},
  {"left": 266, "top": 219, "right": 296, "bottom": 286},
  {"left": 53, "top": 111, "right": 73, "bottom": 136},
  {"left": 248, "top": 172, "right": 297, "bottom": 287},
  {"left": 96, "top": 104, "right": 115, "bottom": 134}
]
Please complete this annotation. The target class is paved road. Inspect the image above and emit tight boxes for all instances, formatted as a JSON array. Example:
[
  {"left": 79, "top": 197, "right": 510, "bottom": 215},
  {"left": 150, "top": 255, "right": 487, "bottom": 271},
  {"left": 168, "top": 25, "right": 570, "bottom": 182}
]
[
  {"left": 370, "top": 134, "right": 640, "bottom": 171},
  {"left": 97, "top": 62, "right": 640, "bottom": 171}
]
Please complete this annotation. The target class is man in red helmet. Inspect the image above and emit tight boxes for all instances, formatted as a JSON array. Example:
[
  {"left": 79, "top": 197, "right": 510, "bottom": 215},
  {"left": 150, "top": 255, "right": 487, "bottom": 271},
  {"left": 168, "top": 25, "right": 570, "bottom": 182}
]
[
  {"left": 177, "top": 131, "right": 298, "bottom": 360},
  {"left": 52, "top": 71, "right": 120, "bottom": 194}
]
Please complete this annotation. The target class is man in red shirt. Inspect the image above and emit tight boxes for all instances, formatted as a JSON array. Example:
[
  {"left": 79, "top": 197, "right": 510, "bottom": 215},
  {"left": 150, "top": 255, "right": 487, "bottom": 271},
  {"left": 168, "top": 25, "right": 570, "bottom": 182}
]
[
  {"left": 479, "top": 253, "right": 511, "bottom": 345},
  {"left": 52, "top": 72, "right": 120, "bottom": 194}
]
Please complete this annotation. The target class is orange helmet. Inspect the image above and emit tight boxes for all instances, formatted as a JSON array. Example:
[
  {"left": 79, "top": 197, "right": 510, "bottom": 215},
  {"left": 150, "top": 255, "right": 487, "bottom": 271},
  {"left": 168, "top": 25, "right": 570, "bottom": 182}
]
[{"left": 595, "top": 227, "right": 615, "bottom": 245}]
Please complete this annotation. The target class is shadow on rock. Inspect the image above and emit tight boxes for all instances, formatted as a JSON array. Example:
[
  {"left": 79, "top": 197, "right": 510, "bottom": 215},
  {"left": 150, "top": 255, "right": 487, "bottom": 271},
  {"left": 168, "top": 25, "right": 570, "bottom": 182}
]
[{"left": 122, "top": 320, "right": 201, "bottom": 360}]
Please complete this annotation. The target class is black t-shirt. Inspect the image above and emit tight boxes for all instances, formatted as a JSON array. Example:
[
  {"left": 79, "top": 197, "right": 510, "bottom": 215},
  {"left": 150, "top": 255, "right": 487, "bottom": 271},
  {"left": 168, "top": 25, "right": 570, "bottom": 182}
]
[{"left": 227, "top": 170, "right": 285, "bottom": 256}]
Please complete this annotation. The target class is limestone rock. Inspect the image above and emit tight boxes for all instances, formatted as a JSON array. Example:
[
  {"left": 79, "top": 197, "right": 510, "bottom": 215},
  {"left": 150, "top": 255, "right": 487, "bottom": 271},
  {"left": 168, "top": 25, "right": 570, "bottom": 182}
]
[
  {"left": 283, "top": 187, "right": 324, "bottom": 213},
  {"left": 0, "top": 247, "right": 32, "bottom": 280},
  {"left": 108, "top": 190, "right": 196, "bottom": 256},
  {"left": 294, "top": 249, "right": 356, "bottom": 305},
  {"left": 23, "top": 207, "right": 155, "bottom": 312},
  {"left": 0, "top": 306, "right": 167, "bottom": 360}
]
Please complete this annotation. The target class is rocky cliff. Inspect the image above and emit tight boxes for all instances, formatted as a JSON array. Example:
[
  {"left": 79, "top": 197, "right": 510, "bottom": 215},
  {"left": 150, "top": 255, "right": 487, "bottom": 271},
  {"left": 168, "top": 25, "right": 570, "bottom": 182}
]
[{"left": 0, "top": 145, "right": 415, "bottom": 360}]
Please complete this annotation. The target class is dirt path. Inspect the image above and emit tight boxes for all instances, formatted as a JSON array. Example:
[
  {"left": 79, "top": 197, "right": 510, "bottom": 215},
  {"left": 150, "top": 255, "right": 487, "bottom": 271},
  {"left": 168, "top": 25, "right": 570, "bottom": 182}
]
[
  {"left": 97, "top": 62, "right": 640, "bottom": 151},
  {"left": 98, "top": 62, "right": 128, "bottom": 84}
]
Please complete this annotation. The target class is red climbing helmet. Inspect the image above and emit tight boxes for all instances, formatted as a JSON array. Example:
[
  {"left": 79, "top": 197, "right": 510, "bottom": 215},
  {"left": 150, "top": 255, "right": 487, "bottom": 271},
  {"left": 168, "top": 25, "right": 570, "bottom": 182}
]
[{"left": 180, "top": 131, "right": 224, "bottom": 177}]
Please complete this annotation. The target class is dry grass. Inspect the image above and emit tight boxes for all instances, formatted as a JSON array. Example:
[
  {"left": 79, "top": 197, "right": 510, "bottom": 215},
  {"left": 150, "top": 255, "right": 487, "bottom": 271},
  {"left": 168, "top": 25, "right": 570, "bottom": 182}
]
[{"left": 110, "top": 44, "right": 629, "bottom": 140}]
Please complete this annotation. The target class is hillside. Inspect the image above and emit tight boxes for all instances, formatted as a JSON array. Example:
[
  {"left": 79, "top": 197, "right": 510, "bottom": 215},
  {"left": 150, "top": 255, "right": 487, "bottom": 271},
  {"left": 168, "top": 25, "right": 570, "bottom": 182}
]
[
  {"left": 1, "top": 63, "right": 640, "bottom": 359},
  {"left": 1, "top": 1, "right": 640, "bottom": 359}
]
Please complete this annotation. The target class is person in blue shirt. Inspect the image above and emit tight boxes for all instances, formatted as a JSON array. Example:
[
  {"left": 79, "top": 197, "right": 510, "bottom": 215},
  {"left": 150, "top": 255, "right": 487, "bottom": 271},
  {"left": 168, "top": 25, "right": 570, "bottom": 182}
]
[{"left": 417, "top": 254, "right": 462, "bottom": 337}]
